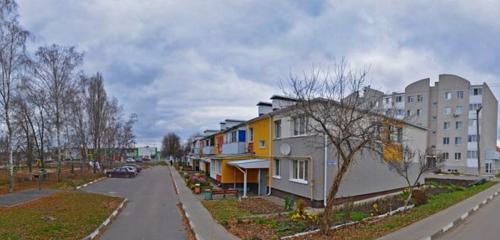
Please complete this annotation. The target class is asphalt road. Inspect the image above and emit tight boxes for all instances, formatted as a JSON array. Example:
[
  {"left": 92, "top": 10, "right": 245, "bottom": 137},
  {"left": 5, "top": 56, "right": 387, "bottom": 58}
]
[
  {"left": 438, "top": 194, "right": 500, "bottom": 240},
  {"left": 83, "top": 166, "right": 186, "bottom": 240}
]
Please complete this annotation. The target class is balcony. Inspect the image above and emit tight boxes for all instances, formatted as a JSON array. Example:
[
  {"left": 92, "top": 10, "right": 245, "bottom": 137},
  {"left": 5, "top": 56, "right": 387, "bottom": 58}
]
[
  {"left": 222, "top": 142, "right": 247, "bottom": 155},
  {"left": 202, "top": 146, "right": 214, "bottom": 155}
]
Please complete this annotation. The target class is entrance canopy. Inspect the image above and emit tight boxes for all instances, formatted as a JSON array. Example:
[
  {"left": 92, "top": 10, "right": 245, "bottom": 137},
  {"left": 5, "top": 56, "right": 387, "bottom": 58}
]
[{"left": 227, "top": 159, "right": 269, "bottom": 169}]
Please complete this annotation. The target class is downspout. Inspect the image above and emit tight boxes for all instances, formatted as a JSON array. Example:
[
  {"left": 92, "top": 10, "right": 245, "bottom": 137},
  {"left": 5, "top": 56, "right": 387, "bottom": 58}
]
[
  {"left": 310, "top": 155, "right": 314, "bottom": 202},
  {"left": 268, "top": 116, "right": 272, "bottom": 195},
  {"left": 234, "top": 165, "right": 247, "bottom": 198},
  {"left": 324, "top": 134, "right": 328, "bottom": 207}
]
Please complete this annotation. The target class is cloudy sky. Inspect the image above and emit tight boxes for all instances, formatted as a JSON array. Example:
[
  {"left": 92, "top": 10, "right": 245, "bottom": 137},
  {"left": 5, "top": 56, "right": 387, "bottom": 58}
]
[{"left": 17, "top": 0, "right": 500, "bottom": 146}]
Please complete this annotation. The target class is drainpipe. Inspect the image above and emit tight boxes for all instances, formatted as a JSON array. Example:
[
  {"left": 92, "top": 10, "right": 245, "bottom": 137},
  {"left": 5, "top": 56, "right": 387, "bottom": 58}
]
[
  {"left": 268, "top": 117, "right": 273, "bottom": 195},
  {"left": 234, "top": 166, "right": 247, "bottom": 198},
  {"left": 324, "top": 134, "right": 328, "bottom": 207}
]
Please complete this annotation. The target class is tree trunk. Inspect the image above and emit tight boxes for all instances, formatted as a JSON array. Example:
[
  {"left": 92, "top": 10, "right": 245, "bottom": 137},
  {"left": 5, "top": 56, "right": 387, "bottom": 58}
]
[
  {"left": 57, "top": 125, "right": 62, "bottom": 182},
  {"left": 321, "top": 157, "right": 351, "bottom": 235}
]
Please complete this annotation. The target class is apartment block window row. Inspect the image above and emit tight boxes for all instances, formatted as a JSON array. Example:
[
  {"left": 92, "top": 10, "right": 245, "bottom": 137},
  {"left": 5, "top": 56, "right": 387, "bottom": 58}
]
[
  {"left": 395, "top": 95, "right": 403, "bottom": 103},
  {"left": 443, "top": 137, "right": 450, "bottom": 145},
  {"left": 455, "top": 137, "right": 462, "bottom": 145},
  {"left": 443, "top": 152, "right": 449, "bottom": 160},
  {"left": 455, "top": 152, "right": 461, "bottom": 160},
  {"left": 417, "top": 95, "right": 423, "bottom": 102},
  {"left": 407, "top": 96, "right": 414, "bottom": 103},
  {"left": 456, "top": 121, "right": 463, "bottom": 129},
  {"left": 457, "top": 91, "right": 464, "bottom": 99},
  {"left": 443, "top": 122, "right": 450, "bottom": 130}
]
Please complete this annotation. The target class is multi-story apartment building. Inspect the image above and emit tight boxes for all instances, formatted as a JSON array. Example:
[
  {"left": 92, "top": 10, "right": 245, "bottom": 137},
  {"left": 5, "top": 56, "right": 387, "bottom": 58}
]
[{"left": 379, "top": 74, "right": 498, "bottom": 175}]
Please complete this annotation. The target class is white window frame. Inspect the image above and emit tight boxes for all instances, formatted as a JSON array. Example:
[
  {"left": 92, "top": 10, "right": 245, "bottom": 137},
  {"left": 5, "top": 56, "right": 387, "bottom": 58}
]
[
  {"left": 274, "top": 120, "right": 281, "bottom": 139},
  {"left": 273, "top": 159, "right": 281, "bottom": 179},
  {"left": 455, "top": 152, "right": 461, "bottom": 160},
  {"left": 292, "top": 116, "right": 308, "bottom": 136},
  {"left": 445, "top": 92, "right": 452, "bottom": 100},
  {"left": 455, "top": 137, "right": 462, "bottom": 145},
  {"left": 443, "top": 137, "right": 450, "bottom": 145},
  {"left": 457, "top": 91, "right": 464, "bottom": 99},
  {"left": 289, "top": 159, "right": 308, "bottom": 184},
  {"left": 259, "top": 140, "right": 265, "bottom": 149}
]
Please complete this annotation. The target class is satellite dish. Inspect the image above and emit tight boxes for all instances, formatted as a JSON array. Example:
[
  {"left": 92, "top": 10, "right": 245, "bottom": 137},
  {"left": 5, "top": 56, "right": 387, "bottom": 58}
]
[{"left": 280, "top": 143, "right": 291, "bottom": 156}]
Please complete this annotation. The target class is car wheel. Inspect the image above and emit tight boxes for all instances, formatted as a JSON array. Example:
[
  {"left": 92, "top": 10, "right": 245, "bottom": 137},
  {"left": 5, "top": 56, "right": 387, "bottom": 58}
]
[{"left": 107, "top": 174, "right": 112, "bottom": 177}]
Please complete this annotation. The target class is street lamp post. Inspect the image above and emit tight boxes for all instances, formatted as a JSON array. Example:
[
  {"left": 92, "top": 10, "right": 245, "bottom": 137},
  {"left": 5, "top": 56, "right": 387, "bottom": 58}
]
[{"left": 476, "top": 106, "right": 482, "bottom": 176}]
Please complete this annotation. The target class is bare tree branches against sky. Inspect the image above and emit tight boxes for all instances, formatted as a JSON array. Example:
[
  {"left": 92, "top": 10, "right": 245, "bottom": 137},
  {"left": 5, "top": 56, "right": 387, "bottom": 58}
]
[{"left": 16, "top": 0, "right": 500, "bottom": 145}]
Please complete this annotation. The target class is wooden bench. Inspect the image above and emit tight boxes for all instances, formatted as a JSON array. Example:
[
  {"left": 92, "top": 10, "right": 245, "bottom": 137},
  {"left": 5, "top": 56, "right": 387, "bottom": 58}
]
[{"left": 211, "top": 189, "right": 239, "bottom": 198}]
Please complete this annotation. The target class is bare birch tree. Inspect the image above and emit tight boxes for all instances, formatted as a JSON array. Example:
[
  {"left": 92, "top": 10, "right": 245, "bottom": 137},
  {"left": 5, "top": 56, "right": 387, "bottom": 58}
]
[
  {"left": 283, "top": 59, "right": 392, "bottom": 234},
  {"left": 0, "top": 0, "right": 28, "bottom": 192},
  {"left": 86, "top": 72, "right": 107, "bottom": 172},
  {"left": 32, "top": 44, "right": 83, "bottom": 181}
]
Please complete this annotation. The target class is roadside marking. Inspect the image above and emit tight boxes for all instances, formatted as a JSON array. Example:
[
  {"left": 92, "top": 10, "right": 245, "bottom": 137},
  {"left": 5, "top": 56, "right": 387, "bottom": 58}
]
[
  {"left": 460, "top": 212, "right": 468, "bottom": 220},
  {"left": 473, "top": 205, "right": 479, "bottom": 211},
  {"left": 442, "top": 222, "right": 454, "bottom": 232},
  {"left": 482, "top": 200, "right": 487, "bottom": 205}
]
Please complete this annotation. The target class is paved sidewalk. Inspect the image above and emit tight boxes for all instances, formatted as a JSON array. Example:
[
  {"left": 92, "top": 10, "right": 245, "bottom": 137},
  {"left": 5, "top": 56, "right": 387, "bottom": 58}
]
[
  {"left": 169, "top": 166, "right": 239, "bottom": 240},
  {"left": 379, "top": 182, "right": 500, "bottom": 240},
  {"left": 0, "top": 189, "right": 57, "bottom": 207}
]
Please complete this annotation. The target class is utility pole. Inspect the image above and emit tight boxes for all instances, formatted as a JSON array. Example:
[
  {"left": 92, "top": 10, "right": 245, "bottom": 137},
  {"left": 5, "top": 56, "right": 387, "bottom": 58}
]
[{"left": 476, "top": 106, "right": 482, "bottom": 176}]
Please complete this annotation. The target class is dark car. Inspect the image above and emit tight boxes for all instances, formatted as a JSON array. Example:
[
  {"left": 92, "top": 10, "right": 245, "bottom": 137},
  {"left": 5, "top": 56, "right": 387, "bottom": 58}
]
[
  {"left": 124, "top": 163, "right": 142, "bottom": 173},
  {"left": 106, "top": 167, "right": 136, "bottom": 178}
]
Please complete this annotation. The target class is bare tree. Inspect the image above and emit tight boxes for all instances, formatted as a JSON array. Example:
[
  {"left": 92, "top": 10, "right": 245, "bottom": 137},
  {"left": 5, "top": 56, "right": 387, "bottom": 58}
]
[
  {"left": 161, "top": 132, "right": 182, "bottom": 160},
  {"left": 386, "top": 146, "right": 445, "bottom": 208},
  {"left": 283, "top": 60, "right": 393, "bottom": 234},
  {"left": 32, "top": 44, "right": 83, "bottom": 181},
  {"left": 0, "top": 0, "right": 28, "bottom": 192},
  {"left": 86, "top": 72, "right": 107, "bottom": 172}
]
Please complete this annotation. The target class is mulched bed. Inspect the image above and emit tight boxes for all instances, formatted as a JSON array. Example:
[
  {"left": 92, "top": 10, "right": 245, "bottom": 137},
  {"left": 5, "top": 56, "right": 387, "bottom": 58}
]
[{"left": 240, "top": 198, "right": 286, "bottom": 215}]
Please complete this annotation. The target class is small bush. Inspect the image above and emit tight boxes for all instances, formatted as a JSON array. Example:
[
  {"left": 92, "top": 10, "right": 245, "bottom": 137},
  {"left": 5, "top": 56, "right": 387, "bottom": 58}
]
[
  {"left": 412, "top": 189, "right": 428, "bottom": 206},
  {"left": 296, "top": 199, "right": 307, "bottom": 215}
]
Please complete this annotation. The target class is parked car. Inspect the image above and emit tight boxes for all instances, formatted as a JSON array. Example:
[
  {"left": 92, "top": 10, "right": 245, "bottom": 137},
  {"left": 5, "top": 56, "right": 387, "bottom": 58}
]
[
  {"left": 142, "top": 156, "right": 151, "bottom": 161},
  {"left": 124, "top": 163, "right": 142, "bottom": 173},
  {"left": 134, "top": 158, "right": 144, "bottom": 163},
  {"left": 106, "top": 167, "right": 136, "bottom": 178},
  {"left": 125, "top": 158, "right": 135, "bottom": 163}
]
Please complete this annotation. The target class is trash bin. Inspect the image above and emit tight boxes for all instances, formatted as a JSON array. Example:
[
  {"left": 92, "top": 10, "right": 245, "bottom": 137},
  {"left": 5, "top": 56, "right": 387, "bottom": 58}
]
[{"left": 203, "top": 189, "right": 213, "bottom": 200}]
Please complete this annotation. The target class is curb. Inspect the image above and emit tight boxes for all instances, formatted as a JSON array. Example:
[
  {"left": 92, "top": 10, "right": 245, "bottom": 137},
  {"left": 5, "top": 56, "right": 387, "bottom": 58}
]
[
  {"left": 168, "top": 166, "right": 200, "bottom": 240},
  {"left": 76, "top": 177, "right": 106, "bottom": 190},
  {"left": 82, "top": 198, "right": 128, "bottom": 240},
  {"left": 421, "top": 188, "right": 500, "bottom": 240}
]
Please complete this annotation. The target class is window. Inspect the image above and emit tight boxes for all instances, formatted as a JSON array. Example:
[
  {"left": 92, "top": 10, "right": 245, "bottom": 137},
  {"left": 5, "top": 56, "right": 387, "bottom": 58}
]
[
  {"left": 395, "top": 96, "right": 402, "bottom": 102},
  {"left": 407, "top": 96, "right": 414, "bottom": 103},
  {"left": 469, "top": 103, "right": 482, "bottom": 111},
  {"left": 384, "top": 97, "right": 390, "bottom": 104},
  {"left": 455, "top": 152, "right": 461, "bottom": 160},
  {"left": 443, "top": 122, "right": 450, "bottom": 130},
  {"left": 417, "top": 95, "right": 423, "bottom": 102},
  {"left": 443, "top": 152, "right": 449, "bottom": 160},
  {"left": 467, "top": 150, "right": 478, "bottom": 159},
  {"left": 407, "top": 110, "right": 411, "bottom": 117},
  {"left": 443, "top": 137, "right": 450, "bottom": 145},
  {"left": 389, "top": 126, "right": 403, "bottom": 143},
  {"left": 457, "top": 91, "right": 464, "bottom": 99},
  {"left": 231, "top": 131, "right": 237, "bottom": 143},
  {"left": 259, "top": 140, "right": 265, "bottom": 149},
  {"left": 274, "top": 120, "right": 281, "bottom": 139},
  {"left": 473, "top": 88, "right": 482, "bottom": 96},
  {"left": 468, "top": 135, "right": 478, "bottom": 142},
  {"left": 273, "top": 159, "right": 281, "bottom": 177},
  {"left": 455, "top": 106, "right": 463, "bottom": 114},
  {"left": 291, "top": 159, "right": 308, "bottom": 183},
  {"left": 455, "top": 121, "right": 463, "bottom": 129},
  {"left": 445, "top": 92, "right": 452, "bottom": 100},
  {"left": 416, "top": 109, "right": 421, "bottom": 116},
  {"left": 249, "top": 128, "right": 254, "bottom": 142},
  {"left": 444, "top": 107, "right": 451, "bottom": 115},
  {"left": 293, "top": 116, "right": 307, "bottom": 136},
  {"left": 455, "top": 137, "right": 462, "bottom": 145}
]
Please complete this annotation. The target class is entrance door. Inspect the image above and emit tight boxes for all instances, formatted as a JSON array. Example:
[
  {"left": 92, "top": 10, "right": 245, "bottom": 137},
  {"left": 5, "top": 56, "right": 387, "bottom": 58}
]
[
  {"left": 259, "top": 169, "right": 268, "bottom": 195},
  {"left": 485, "top": 162, "right": 492, "bottom": 174}
]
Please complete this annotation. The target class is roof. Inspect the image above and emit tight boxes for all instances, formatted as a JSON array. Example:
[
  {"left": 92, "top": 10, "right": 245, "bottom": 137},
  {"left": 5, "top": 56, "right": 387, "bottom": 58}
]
[
  {"left": 257, "top": 102, "right": 272, "bottom": 106},
  {"left": 270, "top": 95, "right": 297, "bottom": 101},
  {"left": 227, "top": 159, "right": 269, "bottom": 169}
]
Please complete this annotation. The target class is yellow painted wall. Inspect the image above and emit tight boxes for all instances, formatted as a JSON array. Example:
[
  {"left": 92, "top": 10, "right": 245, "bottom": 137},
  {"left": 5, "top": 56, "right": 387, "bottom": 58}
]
[
  {"left": 220, "top": 159, "right": 258, "bottom": 183},
  {"left": 249, "top": 117, "right": 271, "bottom": 158},
  {"left": 383, "top": 120, "right": 404, "bottom": 161}
]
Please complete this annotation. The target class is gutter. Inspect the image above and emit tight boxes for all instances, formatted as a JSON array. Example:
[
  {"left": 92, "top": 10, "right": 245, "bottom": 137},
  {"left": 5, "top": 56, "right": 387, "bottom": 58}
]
[{"left": 324, "top": 134, "right": 328, "bottom": 207}]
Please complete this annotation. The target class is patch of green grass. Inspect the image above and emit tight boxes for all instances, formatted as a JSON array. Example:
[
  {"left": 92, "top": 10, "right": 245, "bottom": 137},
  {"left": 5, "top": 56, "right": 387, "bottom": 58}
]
[
  {"left": 202, "top": 199, "right": 253, "bottom": 223},
  {"left": 0, "top": 191, "right": 122, "bottom": 240}
]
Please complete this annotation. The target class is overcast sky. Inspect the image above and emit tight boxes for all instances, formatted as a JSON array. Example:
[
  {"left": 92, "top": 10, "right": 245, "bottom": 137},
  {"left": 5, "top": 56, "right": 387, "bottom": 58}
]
[{"left": 17, "top": 0, "right": 500, "bottom": 146}]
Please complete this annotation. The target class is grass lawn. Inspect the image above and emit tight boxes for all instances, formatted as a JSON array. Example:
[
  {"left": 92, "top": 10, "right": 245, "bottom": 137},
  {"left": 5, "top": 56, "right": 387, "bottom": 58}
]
[
  {"left": 294, "top": 181, "right": 497, "bottom": 240},
  {"left": 0, "top": 191, "right": 122, "bottom": 240},
  {"left": 0, "top": 166, "right": 103, "bottom": 196}
]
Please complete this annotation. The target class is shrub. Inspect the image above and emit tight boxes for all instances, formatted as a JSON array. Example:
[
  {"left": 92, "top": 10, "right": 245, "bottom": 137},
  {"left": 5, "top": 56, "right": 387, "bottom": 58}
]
[
  {"left": 296, "top": 199, "right": 307, "bottom": 215},
  {"left": 284, "top": 196, "right": 294, "bottom": 211},
  {"left": 412, "top": 189, "right": 428, "bottom": 206}
]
